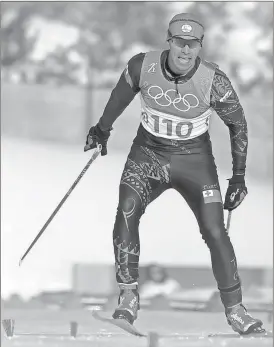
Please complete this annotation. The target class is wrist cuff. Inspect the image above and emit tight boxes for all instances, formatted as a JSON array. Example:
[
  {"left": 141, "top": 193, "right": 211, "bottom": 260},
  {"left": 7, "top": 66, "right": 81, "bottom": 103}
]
[{"left": 230, "top": 175, "right": 245, "bottom": 184}]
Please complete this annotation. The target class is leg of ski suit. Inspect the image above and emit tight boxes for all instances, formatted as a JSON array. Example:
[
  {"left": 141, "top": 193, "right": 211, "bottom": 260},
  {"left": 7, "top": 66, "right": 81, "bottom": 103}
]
[
  {"left": 171, "top": 152, "right": 241, "bottom": 309},
  {"left": 113, "top": 145, "right": 172, "bottom": 284}
]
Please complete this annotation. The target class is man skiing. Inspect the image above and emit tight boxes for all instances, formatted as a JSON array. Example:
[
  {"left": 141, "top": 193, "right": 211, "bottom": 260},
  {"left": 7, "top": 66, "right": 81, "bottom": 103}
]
[{"left": 85, "top": 13, "right": 264, "bottom": 335}]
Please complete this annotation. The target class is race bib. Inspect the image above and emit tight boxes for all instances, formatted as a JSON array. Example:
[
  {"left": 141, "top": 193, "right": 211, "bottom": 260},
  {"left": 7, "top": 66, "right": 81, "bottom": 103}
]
[{"left": 140, "top": 104, "right": 213, "bottom": 140}]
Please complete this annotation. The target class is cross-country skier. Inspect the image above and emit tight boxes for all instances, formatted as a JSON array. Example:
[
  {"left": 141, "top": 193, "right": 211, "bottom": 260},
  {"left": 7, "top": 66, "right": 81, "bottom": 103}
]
[{"left": 85, "top": 13, "right": 264, "bottom": 335}]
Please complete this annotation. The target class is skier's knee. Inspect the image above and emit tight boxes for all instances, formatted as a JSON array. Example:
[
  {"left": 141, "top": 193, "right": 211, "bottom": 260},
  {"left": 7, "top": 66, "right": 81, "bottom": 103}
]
[
  {"left": 201, "top": 224, "right": 228, "bottom": 246},
  {"left": 118, "top": 196, "right": 143, "bottom": 218}
]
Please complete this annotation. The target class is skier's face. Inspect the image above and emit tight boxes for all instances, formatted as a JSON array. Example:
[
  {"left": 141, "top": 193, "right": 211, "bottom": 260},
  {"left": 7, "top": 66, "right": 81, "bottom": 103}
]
[{"left": 168, "top": 37, "right": 202, "bottom": 75}]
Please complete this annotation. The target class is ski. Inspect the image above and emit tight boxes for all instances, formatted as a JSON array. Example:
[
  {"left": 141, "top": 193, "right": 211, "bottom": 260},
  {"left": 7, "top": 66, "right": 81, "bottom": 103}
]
[
  {"left": 208, "top": 329, "right": 273, "bottom": 338},
  {"left": 92, "top": 310, "right": 147, "bottom": 337}
]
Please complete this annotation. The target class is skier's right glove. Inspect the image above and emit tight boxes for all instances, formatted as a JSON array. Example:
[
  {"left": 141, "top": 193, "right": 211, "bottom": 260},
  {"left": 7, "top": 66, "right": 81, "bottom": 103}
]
[{"left": 84, "top": 123, "right": 112, "bottom": 156}]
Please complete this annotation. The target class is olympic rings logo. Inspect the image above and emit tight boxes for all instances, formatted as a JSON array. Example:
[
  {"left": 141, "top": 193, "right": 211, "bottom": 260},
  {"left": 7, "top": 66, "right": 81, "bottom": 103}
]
[{"left": 147, "top": 86, "right": 199, "bottom": 112}]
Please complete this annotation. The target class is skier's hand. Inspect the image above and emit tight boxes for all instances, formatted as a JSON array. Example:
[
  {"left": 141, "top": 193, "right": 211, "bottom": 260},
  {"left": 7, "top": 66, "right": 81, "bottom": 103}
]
[
  {"left": 224, "top": 175, "right": 247, "bottom": 211},
  {"left": 84, "top": 124, "right": 112, "bottom": 156}
]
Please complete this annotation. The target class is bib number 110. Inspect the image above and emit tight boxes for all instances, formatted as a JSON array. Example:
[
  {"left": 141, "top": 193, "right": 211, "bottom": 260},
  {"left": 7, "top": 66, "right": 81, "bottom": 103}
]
[{"left": 143, "top": 113, "right": 193, "bottom": 139}]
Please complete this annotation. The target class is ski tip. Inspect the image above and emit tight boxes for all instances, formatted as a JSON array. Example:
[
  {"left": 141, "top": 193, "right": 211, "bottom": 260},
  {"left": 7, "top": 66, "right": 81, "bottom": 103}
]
[
  {"left": 92, "top": 310, "right": 146, "bottom": 337},
  {"left": 18, "top": 259, "right": 22, "bottom": 267}
]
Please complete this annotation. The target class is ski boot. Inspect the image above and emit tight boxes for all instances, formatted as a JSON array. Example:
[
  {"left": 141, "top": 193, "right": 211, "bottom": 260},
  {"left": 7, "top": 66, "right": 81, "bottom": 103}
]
[
  {"left": 112, "top": 283, "right": 140, "bottom": 325},
  {"left": 226, "top": 304, "right": 265, "bottom": 335}
]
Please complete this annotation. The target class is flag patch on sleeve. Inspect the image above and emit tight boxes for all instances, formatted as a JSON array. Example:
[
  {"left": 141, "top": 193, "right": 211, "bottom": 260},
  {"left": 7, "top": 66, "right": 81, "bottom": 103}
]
[{"left": 202, "top": 189, "right": 222, "bottom": 204}]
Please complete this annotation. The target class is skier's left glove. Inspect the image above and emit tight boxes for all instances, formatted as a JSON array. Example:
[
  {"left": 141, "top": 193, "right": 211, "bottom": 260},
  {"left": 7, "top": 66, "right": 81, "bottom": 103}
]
[
  {"left": 224, "top": 175, "right": 248, "bottom": 211},
  {"left": 84, "top": 123, "right": 112, "bottom": 156}
]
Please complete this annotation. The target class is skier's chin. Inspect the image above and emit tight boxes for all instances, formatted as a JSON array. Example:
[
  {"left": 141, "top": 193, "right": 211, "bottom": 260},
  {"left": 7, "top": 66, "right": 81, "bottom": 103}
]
[{"left": 176, "top": 58, "right": 193, "bottom": 74}]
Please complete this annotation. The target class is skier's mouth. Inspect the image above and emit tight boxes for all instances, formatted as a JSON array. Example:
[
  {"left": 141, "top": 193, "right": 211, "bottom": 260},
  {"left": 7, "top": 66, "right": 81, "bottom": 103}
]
[{"left": 178, "top": 57, "right": 191, "bottom": 64}]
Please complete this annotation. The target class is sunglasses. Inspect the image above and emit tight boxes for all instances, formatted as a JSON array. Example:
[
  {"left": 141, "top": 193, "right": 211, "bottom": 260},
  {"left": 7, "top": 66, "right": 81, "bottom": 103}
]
[{"left": 172, "top": 38, "right": 201, "bottom": 49}]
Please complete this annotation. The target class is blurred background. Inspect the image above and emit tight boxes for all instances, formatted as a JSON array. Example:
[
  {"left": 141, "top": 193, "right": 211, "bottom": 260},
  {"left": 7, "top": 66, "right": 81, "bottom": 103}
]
[{"left": 1, "top": 2, "right": 273, "bottom": 313}]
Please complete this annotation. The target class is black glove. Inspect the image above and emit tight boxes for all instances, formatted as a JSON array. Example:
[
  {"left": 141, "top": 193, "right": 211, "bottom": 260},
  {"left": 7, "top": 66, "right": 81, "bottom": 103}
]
[
  {"left": 84, "top": 124, "right": 112, "bottom": 156},
  {"left": 224, "top": 175, "right": 248, "bottom": 211}
]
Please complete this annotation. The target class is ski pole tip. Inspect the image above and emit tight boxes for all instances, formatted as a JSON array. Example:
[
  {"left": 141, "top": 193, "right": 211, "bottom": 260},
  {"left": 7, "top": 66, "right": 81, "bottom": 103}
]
[{"left": 19, "top": 259, "right": 23, "bottom": 267}]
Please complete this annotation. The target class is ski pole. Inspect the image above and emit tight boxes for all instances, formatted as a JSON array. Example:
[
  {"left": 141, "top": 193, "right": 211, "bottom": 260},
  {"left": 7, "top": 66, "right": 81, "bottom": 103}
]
[
  {"left": 226, "top": 210, "right": 232, "bottom": 233},
  {"left": 19, "top": 144, "right": 102, "bottom": 266}
]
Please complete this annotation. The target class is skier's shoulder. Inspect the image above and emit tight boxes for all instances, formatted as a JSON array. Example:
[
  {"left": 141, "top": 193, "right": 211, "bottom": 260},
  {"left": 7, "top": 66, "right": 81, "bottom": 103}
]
[
  {"left": 127, "top": 50, "right": 163, "bottom": 87},
  {"left": 127, "top": 50, "right": 163, "bottom": 69},
  {"left": 128, "top": 52, "right": 146, "bottom": 64},
  {"left": 201, "top": 60, "right": 233, "bottom": 84},
  {"left": 201, "top": 59, "right": 220, "bottom": 71},
  {"left": 127, "top": 52, "right": 146, "bottom": 74}
]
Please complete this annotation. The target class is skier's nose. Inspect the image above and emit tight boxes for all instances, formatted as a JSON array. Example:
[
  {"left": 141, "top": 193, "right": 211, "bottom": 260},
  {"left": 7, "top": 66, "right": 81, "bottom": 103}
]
[{"left": 181, "top": 44, "right": 190, "bottom": 54}]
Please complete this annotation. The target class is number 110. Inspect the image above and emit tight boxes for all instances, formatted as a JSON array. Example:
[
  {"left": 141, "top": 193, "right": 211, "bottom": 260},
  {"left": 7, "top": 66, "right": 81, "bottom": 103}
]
[{"left": 151, "top": 115, "right": 193, "bottom": 139}]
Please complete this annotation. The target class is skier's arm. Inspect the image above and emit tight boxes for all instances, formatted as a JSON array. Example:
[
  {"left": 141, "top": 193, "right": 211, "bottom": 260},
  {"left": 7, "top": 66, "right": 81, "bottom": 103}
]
[
  {"left": 210, "top": 68, "right": 248, "bottom": 177},
  {"left": 84, "top": 53, "right": 144, "bottom": 154},
  {"left": 98, "top": 53, "right": 145, "bottom": 130}
]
